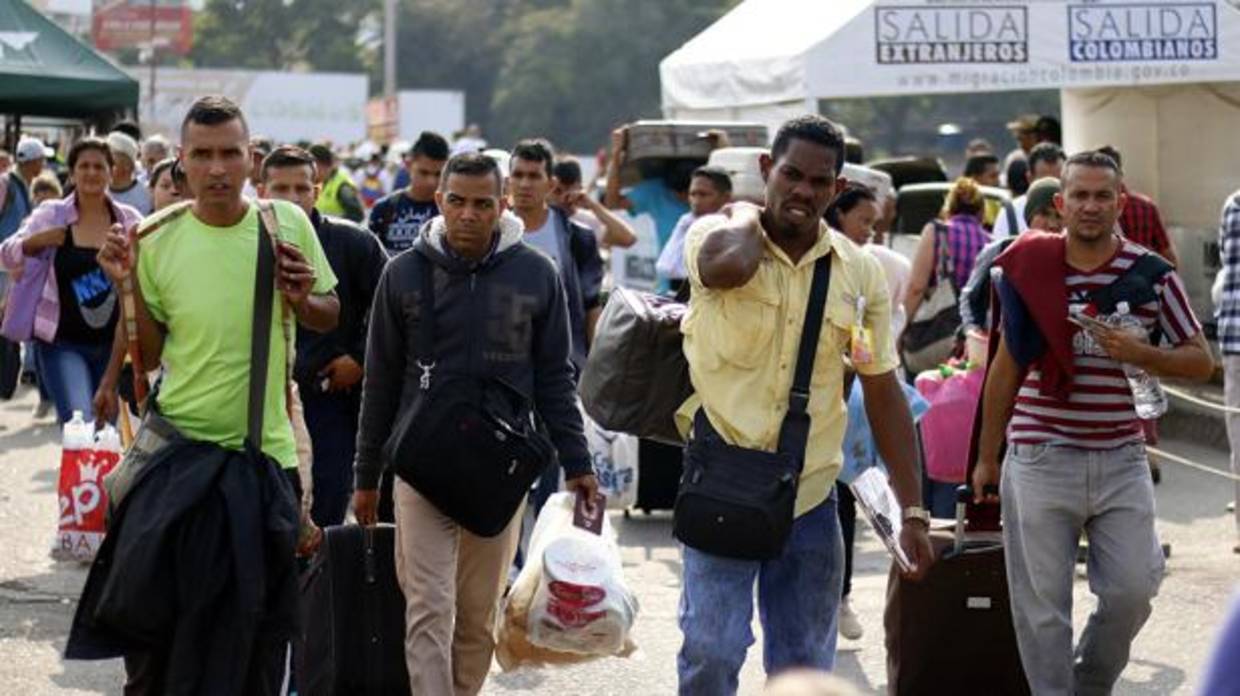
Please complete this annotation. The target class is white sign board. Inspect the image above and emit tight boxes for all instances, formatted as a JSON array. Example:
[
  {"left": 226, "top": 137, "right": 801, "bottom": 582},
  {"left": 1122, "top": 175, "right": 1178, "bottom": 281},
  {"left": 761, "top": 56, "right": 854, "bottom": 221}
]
[
  {"left": 608, "top": 212, "right": 661, "bottom": 293},
  {"left": 130, "top": 68, "right": 368, "bottom": 144},
  {"left": 396, "top": 90, "right": 465, "bottom": 141}
]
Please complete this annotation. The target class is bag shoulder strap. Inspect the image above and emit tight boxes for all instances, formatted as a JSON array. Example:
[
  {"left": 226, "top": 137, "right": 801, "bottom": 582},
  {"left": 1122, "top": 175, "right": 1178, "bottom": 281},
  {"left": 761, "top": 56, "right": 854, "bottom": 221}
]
[
  {"left": 778, "top": 252, "right": 833, "bottom": 463},
  {"left": 1087, "top": 250, "right": 1174, "bottom": 312},
  {"left": 788, "top": 254, "right": 833, "bottom": 416},
  {"left": 1087, "top": 249, "right": 1174, "bottom": 343},
  {"left": 1003, "top": 199, "right": 1019, "bottom": 235},
  {"left": 249, "top": 201, "right": 282, "bottom": 447},
  {"left": 411, "top": 247, "right": 437, "bottom": 390},
  {"left": 932, "top": 220, "right": 955, "bottom": 286}
]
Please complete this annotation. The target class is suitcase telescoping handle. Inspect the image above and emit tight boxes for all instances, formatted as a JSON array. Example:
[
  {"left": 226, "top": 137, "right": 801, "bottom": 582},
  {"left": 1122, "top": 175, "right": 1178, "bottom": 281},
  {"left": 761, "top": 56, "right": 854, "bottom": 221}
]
[
  {"left": 954, "top": 483, "right": 1000, "bottom": 553},
  {"left": 364, "top": 525, "right": 378, "bottom": 584},
  {"left": 954, "top": 486, "right": 969, "bottom": 554}
]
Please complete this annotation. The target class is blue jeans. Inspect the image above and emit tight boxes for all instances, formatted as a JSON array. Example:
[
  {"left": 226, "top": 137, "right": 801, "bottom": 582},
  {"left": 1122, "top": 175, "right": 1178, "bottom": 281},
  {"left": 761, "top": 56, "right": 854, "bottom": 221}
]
[
  {"left": 677, "top": 495, "right": 844, "bottom": 695},
  {"left": 35, "top": 340, "right": 110, "bottom": 424},
  {"left": 300, "top": 385, "right": 360, "bottom": 527}
]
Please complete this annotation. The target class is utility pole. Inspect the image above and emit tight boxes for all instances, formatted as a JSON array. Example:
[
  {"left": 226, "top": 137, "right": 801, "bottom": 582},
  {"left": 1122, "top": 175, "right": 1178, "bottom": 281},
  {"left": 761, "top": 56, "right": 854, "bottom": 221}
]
[
  {"left": 383, "top": 0, "right": 397, "bottom": 99},
  {"left": 148, "top": 0, "right": 157, "bottom": 127}
]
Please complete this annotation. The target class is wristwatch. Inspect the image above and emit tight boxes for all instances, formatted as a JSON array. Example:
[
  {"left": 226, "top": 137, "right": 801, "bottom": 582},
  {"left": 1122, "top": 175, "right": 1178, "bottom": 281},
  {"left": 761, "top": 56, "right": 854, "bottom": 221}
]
[{"left": 902, "top": 505, "right": 931, "bottom": 527}]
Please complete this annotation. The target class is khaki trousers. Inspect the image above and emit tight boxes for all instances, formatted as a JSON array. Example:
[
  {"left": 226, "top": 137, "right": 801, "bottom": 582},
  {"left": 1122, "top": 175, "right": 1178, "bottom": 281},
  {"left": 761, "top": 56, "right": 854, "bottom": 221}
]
[{"left": 393, "top": 479, "right": 523, "bottom": 696}]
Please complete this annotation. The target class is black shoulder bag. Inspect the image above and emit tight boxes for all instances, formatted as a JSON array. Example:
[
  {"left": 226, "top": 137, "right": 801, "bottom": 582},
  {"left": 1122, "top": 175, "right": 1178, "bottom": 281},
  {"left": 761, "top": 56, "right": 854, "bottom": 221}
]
[
  {"left": 673, "top": 254, "right": 833, "bottom": 560},
  {"left": 382, "top": 250, "right": 557, "bottom": 537}
]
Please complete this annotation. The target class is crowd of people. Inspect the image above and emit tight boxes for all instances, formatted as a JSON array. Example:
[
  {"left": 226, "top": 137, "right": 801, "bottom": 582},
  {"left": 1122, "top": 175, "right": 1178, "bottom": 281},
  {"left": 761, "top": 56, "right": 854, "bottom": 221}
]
[{"left": 0, "top": 94, "right": 1237, "bottom": 696}]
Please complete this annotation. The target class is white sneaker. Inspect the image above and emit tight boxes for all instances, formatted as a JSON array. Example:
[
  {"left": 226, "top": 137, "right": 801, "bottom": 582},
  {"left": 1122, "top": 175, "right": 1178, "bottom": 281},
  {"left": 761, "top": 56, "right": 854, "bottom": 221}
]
[{"left": 838, "top": 597, "right": 864, "bottom": 640}]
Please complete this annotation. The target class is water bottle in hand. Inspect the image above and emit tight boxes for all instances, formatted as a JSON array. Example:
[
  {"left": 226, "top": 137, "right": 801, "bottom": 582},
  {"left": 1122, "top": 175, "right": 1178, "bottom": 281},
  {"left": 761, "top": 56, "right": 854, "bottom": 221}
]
[
  {"left": 62, "top": 411, "right": 93, "bottom": 451},
  {"left": 1113, "top": 302, "right": 1168, "bottom": 419}
]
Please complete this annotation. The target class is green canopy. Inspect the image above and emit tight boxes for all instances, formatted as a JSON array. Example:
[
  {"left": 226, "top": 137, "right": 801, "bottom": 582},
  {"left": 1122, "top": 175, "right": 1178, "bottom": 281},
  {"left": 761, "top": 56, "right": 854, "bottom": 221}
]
[{"left": 0, "top": 0, "right": 138, "bottom": 119}]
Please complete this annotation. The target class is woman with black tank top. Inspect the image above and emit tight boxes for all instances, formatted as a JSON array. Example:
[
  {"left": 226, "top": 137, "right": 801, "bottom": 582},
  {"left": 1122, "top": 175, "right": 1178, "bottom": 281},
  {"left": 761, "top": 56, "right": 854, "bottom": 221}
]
[{"left": 9, "top": 138, "right": 143, "bottom": 423}]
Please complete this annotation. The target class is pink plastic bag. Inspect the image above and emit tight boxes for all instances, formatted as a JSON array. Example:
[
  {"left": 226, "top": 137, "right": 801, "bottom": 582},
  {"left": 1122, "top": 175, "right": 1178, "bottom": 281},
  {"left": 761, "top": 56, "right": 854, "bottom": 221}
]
[{"left": 919, "top": 369, "right": 984, "bottom": 484}]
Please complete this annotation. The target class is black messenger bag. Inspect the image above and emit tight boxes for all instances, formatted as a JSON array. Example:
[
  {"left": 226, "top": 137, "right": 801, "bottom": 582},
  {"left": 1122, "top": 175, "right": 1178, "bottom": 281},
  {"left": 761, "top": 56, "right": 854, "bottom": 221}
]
[
  {"left": 673, "top": 255, "right": 833, "bottom": 560},
  {"left": 382, "top": 251, "right": 556, "bottom": 538}
]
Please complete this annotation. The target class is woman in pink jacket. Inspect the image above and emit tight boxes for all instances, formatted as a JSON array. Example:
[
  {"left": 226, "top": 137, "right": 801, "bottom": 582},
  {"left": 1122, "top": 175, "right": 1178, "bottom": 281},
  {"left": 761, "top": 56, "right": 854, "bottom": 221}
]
[{"left": 0, "top": 137, "right": 142, "bottom": 423}]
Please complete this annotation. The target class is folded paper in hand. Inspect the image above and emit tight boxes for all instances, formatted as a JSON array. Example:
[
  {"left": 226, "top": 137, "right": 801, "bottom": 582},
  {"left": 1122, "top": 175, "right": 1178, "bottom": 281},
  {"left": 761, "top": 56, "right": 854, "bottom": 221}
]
[{"left": 849, "top": 467, "right": 914, "bottom": 574}]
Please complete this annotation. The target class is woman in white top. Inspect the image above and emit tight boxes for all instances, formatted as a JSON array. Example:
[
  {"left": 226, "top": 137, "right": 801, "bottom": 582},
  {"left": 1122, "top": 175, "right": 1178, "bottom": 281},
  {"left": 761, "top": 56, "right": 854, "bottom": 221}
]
[{"left": 826, "top": 183, "right": 911, "bottom": 336}]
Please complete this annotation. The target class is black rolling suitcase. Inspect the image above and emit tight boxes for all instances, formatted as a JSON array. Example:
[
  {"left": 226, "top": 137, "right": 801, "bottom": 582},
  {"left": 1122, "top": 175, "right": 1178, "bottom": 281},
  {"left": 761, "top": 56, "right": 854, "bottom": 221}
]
[
  {"left": 885, "top": 298, "right": 1029, "bottom": 695},
  {"left": 297, "top": 524, "right": 410, "bottom": 696},
  {"left": 884, "top": 521, "right": 1029, "bottom": 695},
  {"left": 634, "top": 438, "right": 683, "bottom": 513}
]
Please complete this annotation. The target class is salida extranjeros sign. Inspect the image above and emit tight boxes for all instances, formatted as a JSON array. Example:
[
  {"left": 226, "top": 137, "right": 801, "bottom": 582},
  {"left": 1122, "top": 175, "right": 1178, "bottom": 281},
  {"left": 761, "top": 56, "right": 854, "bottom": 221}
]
[{"left": 864, "top": 1, "right": 1233, "bottom": 93}]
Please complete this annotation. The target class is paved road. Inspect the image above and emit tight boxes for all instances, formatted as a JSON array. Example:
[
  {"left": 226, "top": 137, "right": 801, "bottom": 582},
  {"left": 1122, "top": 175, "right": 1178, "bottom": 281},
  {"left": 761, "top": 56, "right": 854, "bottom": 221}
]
[{"left": 1, "top": 384, "right": 1236, "bottom": 695}]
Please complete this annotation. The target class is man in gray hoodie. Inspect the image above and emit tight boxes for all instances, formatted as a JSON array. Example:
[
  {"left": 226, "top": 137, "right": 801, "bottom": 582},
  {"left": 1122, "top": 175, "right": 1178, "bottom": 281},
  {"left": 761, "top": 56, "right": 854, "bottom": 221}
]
[{"left": 352, "top": 152, "right": 597, "bottom": 695}]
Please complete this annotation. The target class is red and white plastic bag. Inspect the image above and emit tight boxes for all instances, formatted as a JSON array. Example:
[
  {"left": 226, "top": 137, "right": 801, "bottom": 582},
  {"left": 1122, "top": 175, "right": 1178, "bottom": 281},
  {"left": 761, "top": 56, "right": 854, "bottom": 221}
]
[
  {"left": 52, "top": 411, "right": 121, "bottom": 562},
  {"left": 496, "top": 492, "right": 639, "bottom": 669}
]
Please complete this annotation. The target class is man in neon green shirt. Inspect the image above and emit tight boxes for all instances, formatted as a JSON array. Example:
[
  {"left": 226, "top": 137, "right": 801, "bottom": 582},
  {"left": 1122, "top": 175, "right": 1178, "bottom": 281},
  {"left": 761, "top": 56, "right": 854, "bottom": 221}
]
[
  {"left": 107, "top": 101, "right": 339, "bottom": 471},
  {"left": 95, "top": 95, "right": 339, "bottom": 693}
]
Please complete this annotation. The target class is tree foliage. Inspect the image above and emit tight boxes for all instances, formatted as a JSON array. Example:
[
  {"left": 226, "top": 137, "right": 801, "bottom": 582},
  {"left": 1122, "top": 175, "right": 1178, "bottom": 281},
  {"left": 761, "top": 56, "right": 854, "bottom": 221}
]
[
  {"left": 387, "top": 0, "right": 737, "bottom": 151},
  {"left": 183, "top": 0, "right": 1058, "bottom": 161},
  {"left": 484, "top": 0, "right": 733, "bottom": 151},
  {"left": 190, "top": 0, "right": 377, "bottom": 73},
  {"left": 187, "top": 0, "right": 736, "bottom": 150}
]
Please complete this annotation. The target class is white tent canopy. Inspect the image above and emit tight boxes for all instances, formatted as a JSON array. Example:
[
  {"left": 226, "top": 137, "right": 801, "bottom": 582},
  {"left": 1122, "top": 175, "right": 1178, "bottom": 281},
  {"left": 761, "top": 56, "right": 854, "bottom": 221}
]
[
  {"left": 662, "top": 0, "right": 1240, "bottom": 119},
  {"left": 662, "top": 0, "right": 1240, "bottom": 323}
]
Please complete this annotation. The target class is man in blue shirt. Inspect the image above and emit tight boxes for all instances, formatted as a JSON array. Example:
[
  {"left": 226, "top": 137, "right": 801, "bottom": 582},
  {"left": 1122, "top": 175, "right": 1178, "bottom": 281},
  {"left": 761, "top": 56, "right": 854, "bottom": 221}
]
[{"left": 603, "top": 126, "right": 691, "bottom": 257}]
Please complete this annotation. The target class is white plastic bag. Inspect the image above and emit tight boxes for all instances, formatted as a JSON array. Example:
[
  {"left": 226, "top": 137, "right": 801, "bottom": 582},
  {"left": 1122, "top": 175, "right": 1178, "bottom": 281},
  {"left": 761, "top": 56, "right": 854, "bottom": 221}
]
[
  {"left": 581, "top": 406, "right": 639, "bottom": 510},
  {"left": 496, "top": 492, "right": 639, "bottom": 669}
]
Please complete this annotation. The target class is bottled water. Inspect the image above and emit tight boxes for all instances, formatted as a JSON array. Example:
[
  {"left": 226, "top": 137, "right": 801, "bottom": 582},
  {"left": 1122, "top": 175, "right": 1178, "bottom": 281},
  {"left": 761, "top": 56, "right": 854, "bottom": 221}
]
[
  {"left": 95, "top": 424, "right": 122, "bottom": 454},
  {"left": 62, "top": 411, "right": 93, "bottom": 451},
  {"left": 1113, "top": 302, "right": 1168, "bottom": 419}
]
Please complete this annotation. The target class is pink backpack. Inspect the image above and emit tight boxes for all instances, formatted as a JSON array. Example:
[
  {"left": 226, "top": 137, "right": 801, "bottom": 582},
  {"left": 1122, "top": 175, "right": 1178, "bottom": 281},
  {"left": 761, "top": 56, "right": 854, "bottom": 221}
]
[{"left": 918, "top": 369, "right": 985, "bottom": 484}]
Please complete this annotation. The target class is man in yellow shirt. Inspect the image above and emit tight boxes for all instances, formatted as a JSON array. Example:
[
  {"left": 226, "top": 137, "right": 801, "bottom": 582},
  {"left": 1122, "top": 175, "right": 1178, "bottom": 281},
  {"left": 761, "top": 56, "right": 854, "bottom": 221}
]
[{"left": 675, "top": 115, "right": 933, "bottom": 694}]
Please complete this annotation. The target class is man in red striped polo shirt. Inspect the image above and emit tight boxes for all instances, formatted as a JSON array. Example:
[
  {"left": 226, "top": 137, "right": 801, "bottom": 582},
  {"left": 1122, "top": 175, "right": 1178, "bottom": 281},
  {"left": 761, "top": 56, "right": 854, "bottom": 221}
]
[{"left": 972, "top": 151, "right": 1214, "bottom": 696}]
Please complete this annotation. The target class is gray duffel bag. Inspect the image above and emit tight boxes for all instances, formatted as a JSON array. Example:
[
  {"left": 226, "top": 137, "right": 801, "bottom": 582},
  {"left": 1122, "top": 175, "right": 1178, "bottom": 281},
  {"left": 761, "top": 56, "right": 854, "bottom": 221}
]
[{"left": 579, "top": 287, "right": 692, "bottom": 445}]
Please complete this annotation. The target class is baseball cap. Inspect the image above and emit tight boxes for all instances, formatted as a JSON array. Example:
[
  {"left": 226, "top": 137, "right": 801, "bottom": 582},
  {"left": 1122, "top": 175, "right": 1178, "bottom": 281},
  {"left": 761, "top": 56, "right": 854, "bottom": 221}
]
[
  {"left": 15, "top": 137, "right": 51, "bottom": 163},
  {"left": 1006, "top": 114, "right": 1038, "bottom": 134},
  {"left": 106, "top": 131, "right": 140, "bottom": 164},
  {"left": 1023, "top": 177, "right": 1062, "bottom": 226}
]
